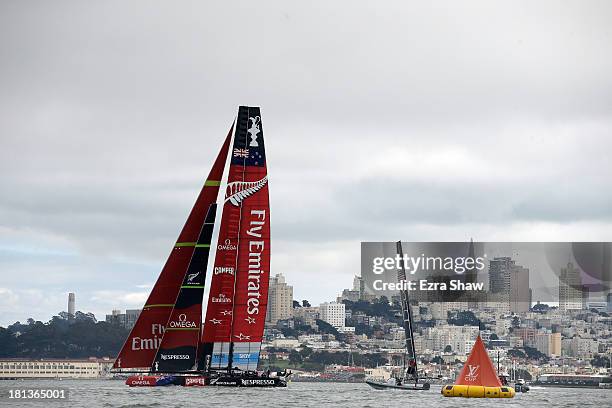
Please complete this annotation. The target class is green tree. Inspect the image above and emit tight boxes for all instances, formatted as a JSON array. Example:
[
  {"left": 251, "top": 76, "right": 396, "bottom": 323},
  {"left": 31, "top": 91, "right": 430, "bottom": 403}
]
[
  {"left": 0, "top": 328, "right": 18, "bottom": 357},
  {"left": 531, "top": 303, "right": 550, "bottom": 313},
  {"left": 591, "top": 354, "right": 611, "bottom": 368},
  {"left": 507, "top": 348, "right": 526, "bottom": 359},
  {"left": 354, "top": 323, "right": 374, "bottom": 337},
  {"left": 448, "top": 311, "right": 479, "bottom": 326},
  {"left": 299, "top": 346, "right": 313, "bottom": 359},
  {"left": 523, "top": 346, "right": 548, "bottom": 362},
  {"left": 315, "top": 319, "right": 341, "bottom": 338},
  {"left": 289, "top": 350, "right": 303, "bottom": 367},
  {"left": 2, "top": 313, "right": 129, "bottom": 358},
  {"left": 268, "top": 353, "right": 277, "bottom": 367}
]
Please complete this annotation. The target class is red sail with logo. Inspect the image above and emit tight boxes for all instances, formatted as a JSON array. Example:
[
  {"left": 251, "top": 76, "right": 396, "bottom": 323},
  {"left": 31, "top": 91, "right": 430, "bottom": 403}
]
[
  {"left": 151, "top": 204, "right": 217, "bottom": 373},
  {"left": 201, "top": 106, "right": 269, "bottom": 372},
  {"left": 455, "top": 335, "right": 502, "bottom": 387},
  {"left": 113, "top": 129, "right": 231, "bottom": 370}
]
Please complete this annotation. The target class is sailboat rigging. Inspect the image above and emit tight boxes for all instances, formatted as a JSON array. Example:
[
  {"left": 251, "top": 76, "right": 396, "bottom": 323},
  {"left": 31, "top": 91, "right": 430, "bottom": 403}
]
[
  {"left": 366, "top": 241, "right": 430, "bottom": 391},
  {"left": 113, "top": 106, "right": 288, "bottom": 387}
]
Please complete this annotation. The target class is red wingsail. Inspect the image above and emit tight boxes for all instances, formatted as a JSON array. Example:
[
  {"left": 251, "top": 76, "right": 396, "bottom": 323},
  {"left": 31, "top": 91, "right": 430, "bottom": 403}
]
[
  {"left": 201, "top": 106, "right": 270, "bottom": 372},
  {"left": 113, "top": 128, "right": 232, "bottom": 370},
  {"left": 151, "top": 203, "right": 217, "bottom": 373},
  {"left": 455, "top": 335, "right": 502, "bottom": 387}
]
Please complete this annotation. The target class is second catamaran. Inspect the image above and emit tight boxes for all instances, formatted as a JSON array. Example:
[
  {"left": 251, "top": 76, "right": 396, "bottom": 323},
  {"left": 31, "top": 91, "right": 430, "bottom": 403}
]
[
  {"left": 113, "top": 106, "right": 288, "bottom": 387},
  {"left": 366, "top": 242, "right": 430, "bottom": 391}
]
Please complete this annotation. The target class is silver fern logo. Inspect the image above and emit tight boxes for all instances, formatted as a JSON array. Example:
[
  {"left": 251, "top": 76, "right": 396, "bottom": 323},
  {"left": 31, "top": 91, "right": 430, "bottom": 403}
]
[{"left": 225, "top": 176, "right": 268, "bottom": 206}]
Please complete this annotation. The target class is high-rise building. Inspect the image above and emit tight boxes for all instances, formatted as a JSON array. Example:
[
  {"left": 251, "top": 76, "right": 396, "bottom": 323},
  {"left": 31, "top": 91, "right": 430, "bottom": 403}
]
[
  {"left": 266, "top": 273, "right": 293, "bottom": 325},
  {"left": 489, "top": 257, "right": 513, "bottom": 294},
  {"left": 607, "top": 292, "right": 612, "bottom": 313},
  {"left": 488, "top": 257, "right": 530, "bottom": 313},
  {"left": 68, "top": 293, "right": 75, "bottom": 316},
  {"left": 353, "top": 275, "right": 364, "bottom": 295},
  {"left": 319, "top": 302, "right": 345, "bottom": 329},
  {"left": 509, "top": 264, "right": 530, "bottom": 313},
  {"left": 559, "top": 262, "right": 584, "bottom": 311}
]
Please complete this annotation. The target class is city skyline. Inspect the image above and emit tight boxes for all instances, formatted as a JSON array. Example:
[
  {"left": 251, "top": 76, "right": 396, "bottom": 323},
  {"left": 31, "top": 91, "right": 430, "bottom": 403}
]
[
  {"left": 2, "top": 2, "right": 612, "bottom": 326},
  {"left": 5, "top": 261, "right": 610, "bottom": 328}
]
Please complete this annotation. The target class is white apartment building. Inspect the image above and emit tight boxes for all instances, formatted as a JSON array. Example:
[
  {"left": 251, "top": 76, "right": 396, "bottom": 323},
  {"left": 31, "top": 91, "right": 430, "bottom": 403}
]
[{"left": 319, "top": 302, "right": 346, "bottom": 330}]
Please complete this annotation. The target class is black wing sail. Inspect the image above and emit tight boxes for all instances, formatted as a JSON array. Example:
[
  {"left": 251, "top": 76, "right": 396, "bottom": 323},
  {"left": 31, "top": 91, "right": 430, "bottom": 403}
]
[
  {"left": 151, "top": 204, "right": 217, "bottom": 373},
  {"left": 396, "top": 241, "right": 419, "bottom": 384}
]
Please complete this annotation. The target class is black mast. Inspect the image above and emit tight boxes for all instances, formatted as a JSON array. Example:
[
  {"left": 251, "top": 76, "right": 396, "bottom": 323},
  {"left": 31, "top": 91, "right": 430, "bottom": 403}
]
[{"left": 396, "top": 241, "right": 419, "bottom": 385}]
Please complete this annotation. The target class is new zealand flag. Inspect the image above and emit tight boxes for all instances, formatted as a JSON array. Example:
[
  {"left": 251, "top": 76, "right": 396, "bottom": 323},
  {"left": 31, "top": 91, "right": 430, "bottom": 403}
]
[{"left": 231, "top": 106, "right": 266, "bottom": 167}]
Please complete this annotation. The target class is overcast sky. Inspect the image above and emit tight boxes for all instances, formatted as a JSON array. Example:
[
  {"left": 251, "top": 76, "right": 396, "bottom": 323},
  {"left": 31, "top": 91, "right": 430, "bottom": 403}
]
[{"left": 1, "top": 1, "right": 611, "bottom": 326}]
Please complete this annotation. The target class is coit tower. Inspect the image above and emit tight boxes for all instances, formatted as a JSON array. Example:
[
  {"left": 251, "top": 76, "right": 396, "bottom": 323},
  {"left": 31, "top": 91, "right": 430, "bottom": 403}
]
[{"left": 68, "top": 292, "right": 75, "bottom": 316}]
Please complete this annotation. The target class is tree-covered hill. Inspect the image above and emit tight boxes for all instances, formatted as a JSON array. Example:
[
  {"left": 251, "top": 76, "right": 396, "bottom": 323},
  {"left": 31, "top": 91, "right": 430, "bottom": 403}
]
[{"left": 0, "top": 312, "right": 129, "bottom": 359}]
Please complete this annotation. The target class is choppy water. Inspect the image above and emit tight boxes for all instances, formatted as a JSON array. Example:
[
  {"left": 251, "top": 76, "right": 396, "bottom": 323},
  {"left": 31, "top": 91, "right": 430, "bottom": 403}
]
[{"left": 0, "top": 380, "right": 610, "bottom": 407}]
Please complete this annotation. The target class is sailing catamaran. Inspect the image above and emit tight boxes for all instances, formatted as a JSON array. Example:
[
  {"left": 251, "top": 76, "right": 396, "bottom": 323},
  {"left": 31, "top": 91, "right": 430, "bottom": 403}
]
[
  {"left": 113, "top": 106, "right": 289, "bottom": 387},
  {"left": 366, "top": 242, "right": 430, "bottom": 391}
]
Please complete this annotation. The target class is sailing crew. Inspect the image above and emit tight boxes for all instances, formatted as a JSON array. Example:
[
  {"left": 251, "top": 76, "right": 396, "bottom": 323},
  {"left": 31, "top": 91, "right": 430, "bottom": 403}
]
[{"left": 406, "top": 359, "right": 417, "bottom": 377}]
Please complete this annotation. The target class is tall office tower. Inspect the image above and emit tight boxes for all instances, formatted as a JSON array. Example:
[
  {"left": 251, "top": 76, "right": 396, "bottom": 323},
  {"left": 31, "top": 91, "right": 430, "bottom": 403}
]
[
  {"left": 488, "top": 257, "right": 530, "bottom": 313},
  {"left": 509, "top": 264, "right": 530, "bottom": 313},
  {"left": 266, "top": 273, "right": 293, "bottom": 325},
  {"left": 353, "top": 275, "right": 364, "bottom": 297},
  {"left": 489, "top": 257, "right": 513, "bottom": 293},
  {"left": 607, "top": 292, "right": 612, "bottom": 313},
  {"left": 559, "top": 262, "right": 583, "bottom": 311},
  {"left": 68, "top": 293, "right": 75, "bottom": 316}
]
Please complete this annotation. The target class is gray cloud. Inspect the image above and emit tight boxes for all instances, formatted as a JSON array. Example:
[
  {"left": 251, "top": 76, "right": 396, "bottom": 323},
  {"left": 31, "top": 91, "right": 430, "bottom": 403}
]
[{"left": 1, "top": 1, "right": 612, "bottom": 325}]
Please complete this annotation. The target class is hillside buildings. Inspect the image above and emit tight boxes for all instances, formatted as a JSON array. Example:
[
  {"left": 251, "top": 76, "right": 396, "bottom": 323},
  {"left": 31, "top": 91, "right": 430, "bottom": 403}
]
[{"left": 293, "top": 306, "right": 320, "bottom": 328}]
